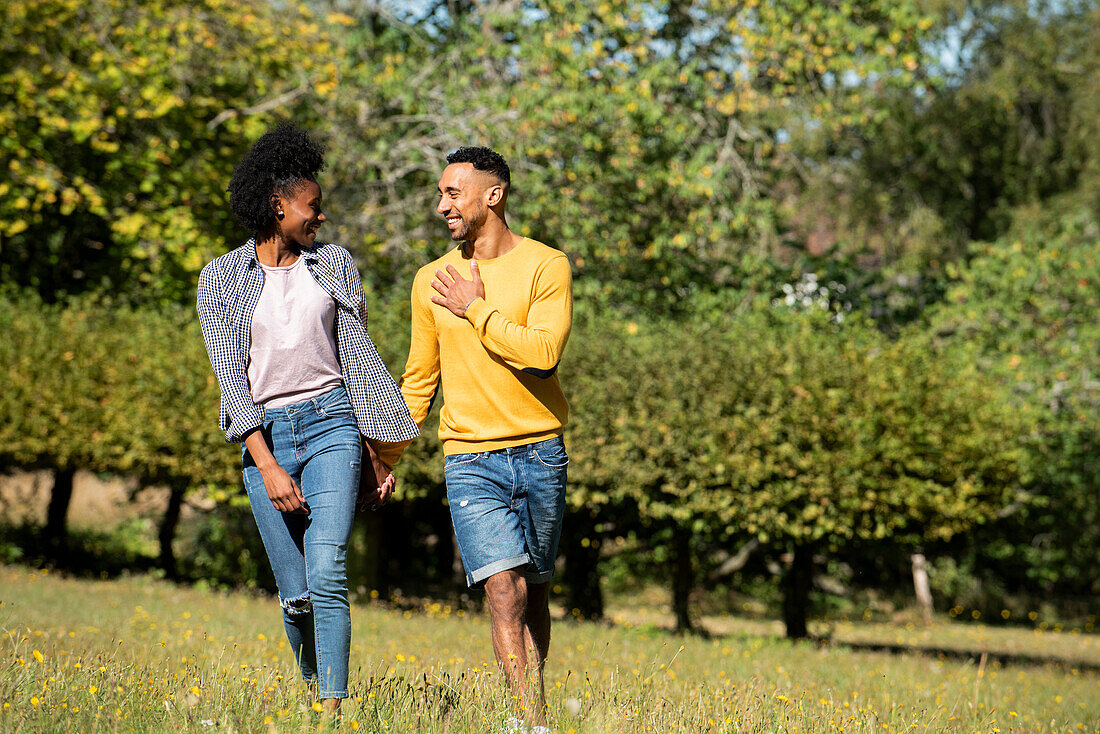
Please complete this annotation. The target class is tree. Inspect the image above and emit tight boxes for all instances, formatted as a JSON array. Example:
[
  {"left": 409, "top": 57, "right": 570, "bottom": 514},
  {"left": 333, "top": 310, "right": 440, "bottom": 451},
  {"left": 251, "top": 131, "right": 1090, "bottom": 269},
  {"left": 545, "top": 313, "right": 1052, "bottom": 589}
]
[
  {"left": 570, "top": 305, "right": 1030, "bottom": 636},
  {"left": 312, "top": 0, "right": 938, "bottom": 310},
  {"left": 0, "top": 0, "right": 340, "bottom": 302},
  {"left": 714, "top": 310, "right": 1031, "bottom": 636},
  {"left": 924, "top": 209, "right": 1100, "bottom": 603},
  {"left": 0, "top": 293, "right": 94, "bottom": 553},
  {"left": 0, "top": 292, "right": 241, "bottom": 573},
  {"left": 818, "top": 0, "right": 1100, "bottom": 262}
]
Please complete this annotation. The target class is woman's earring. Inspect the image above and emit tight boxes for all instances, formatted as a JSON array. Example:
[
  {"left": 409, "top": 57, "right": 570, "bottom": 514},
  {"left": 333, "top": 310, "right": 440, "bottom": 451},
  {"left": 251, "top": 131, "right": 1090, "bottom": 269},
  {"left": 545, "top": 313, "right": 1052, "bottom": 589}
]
[{"left": 276, "top": 211, "right": 284, "bottom": 220}]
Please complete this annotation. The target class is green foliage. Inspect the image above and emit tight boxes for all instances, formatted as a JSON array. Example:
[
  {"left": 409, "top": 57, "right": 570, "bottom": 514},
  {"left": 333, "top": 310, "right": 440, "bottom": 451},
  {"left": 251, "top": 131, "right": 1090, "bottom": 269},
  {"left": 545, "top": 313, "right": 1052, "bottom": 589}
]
[
  {"left": 315, "top": 0, "right": 935, "bottom": 311},
  {"left": 0, "top": 0, "right": 339, "bottom": 301},
  {"left": 0, "top": 292, "right": 239, "bottom": 493},
  {"left": 570, "top": 305, "right": 1028, "bottom": 546},
  {"left": 177, "top": 502, "right": 274, "bottom": 591},
  {"left": 925, "top": 209, "right": 1100, "bottom": 595},
  {"left": 819, "top": 0, "right": 1100, "bottom": 262},
  {"left": 0, "top": 291, "right": 63, "bottom": 471},
  {"left": 0, "top": 520, "right": 158, "bottom": 575},
  {"left": 561, "top": 298, "right": 1031, "bottom": 634}
]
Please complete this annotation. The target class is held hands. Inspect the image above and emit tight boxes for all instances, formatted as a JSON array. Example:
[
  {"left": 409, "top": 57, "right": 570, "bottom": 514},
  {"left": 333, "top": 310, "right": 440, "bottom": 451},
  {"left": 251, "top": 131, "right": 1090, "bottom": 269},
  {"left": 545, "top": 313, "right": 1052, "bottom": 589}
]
[
  {"left": 358, "top": 441, "right": 396, "bottom": 512},
  {"left": 431, "top": 262, "right": 485, "bottom": 318},
  {"left": 259, "top": 447, "right": 392, "bottom": 515}
]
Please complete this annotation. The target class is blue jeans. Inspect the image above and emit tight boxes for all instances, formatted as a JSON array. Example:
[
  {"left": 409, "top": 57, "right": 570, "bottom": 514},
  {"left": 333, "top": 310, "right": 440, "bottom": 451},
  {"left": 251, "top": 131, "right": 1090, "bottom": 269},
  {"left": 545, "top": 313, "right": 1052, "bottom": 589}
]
[
  {"left": 242, "top": 387, "right": 360, "bottom": 699},
  {"left": 444, "top": 436, "right": 568, "bottom": 587}
]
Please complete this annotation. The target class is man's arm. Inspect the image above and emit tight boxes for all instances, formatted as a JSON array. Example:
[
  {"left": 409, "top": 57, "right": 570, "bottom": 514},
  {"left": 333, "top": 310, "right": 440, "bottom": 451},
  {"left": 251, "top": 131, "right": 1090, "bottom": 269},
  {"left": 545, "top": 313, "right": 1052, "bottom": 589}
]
[
  {"left": 433, "top": 255, "right": 573, "bottom": 375},
  {"left": 374, "top": 268, "right": 441, "bottom": 466}
]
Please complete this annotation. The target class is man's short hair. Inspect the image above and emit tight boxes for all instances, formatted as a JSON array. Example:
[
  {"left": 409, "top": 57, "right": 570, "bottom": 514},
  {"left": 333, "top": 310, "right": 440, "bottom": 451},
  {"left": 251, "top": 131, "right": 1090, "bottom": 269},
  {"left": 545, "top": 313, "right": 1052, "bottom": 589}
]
[{"left": 447, "top": 146, "right": 510, "bottom": 187}]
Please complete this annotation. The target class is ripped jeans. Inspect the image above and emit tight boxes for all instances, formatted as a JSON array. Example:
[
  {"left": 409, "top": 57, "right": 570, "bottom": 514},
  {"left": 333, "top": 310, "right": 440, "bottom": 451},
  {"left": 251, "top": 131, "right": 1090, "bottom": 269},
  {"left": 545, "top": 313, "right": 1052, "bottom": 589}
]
[{"left": 242, "top": 386, "right": 361, "bottom": 699}]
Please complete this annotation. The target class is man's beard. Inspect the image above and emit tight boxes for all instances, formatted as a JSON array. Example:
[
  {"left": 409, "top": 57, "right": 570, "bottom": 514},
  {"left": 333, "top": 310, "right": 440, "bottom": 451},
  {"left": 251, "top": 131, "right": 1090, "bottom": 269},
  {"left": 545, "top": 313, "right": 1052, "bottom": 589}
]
[{"left": 453, "top": 210, "right": 484, "bottom": 242}]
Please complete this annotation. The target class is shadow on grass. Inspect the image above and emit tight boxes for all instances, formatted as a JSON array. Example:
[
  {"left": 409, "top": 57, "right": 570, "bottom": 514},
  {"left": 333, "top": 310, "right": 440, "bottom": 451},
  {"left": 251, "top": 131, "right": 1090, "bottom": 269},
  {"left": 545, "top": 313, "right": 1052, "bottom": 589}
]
[
  {"left": 818, "top": 637, "right": 1100, "bottom": 673},
  {"left": 0, "top": 521, "right": 159, "bottom": 579},
  {"left": 594, "top": 614, "right": 1100, "bottom": 673}
]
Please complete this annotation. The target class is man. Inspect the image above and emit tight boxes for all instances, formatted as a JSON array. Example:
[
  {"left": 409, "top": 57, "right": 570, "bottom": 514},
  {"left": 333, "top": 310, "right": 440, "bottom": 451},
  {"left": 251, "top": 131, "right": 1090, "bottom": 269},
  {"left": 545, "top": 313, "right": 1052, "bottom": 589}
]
[{"left": 378, "top": 146, "right": 571, "bottom": 731}]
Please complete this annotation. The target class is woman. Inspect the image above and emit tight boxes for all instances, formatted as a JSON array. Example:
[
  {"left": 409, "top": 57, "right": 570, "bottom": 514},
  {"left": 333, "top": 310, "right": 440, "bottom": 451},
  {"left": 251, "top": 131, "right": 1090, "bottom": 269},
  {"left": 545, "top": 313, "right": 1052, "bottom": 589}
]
[{"left": 196, "top": 123, "right": 419, "bottom": 716}]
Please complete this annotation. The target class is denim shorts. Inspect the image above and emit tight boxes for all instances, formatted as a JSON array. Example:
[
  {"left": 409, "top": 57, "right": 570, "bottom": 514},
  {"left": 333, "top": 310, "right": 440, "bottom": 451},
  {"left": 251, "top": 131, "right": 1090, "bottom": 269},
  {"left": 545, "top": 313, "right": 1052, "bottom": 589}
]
[{"left": 444, "top": 436, "right": 568, "bottom": 587}]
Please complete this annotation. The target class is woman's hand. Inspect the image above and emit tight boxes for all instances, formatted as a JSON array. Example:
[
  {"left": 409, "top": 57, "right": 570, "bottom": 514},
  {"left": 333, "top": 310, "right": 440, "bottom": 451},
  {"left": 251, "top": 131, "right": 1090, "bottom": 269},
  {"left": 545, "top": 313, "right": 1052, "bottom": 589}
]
[
  {"left": 359, "top": 440, "right": 396, "bottom": 511},
  {"left": 262, "top": 464, "right": 308, "bottom": 514},
  {"left": 244, "top": 429, "right": 307, "bottom": 514}
]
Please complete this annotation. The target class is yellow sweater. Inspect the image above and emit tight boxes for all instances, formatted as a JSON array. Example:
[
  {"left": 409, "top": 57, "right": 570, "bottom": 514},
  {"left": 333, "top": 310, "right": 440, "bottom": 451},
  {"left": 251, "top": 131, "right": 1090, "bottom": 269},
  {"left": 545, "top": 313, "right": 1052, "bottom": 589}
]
[{"left": 377, "top": 238, "right": 572, "bottom": 464}]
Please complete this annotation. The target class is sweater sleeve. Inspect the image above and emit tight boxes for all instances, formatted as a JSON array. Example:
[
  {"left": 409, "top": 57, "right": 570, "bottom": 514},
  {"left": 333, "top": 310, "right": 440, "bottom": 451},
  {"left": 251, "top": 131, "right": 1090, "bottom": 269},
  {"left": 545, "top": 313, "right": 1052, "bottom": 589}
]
[
  {"left": 463, "top": 253, "right": 573, "bottom": 376},
  {"left": 374, "top": 268, "right": 441, "bottom": 465}
]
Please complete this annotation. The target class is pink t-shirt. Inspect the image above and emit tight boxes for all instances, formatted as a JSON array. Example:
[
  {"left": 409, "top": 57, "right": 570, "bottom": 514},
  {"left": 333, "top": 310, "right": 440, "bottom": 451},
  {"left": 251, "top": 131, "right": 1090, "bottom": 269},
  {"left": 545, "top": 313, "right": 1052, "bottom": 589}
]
[{"left": 247, "top": 256, "right": 344, "bottom": 409}]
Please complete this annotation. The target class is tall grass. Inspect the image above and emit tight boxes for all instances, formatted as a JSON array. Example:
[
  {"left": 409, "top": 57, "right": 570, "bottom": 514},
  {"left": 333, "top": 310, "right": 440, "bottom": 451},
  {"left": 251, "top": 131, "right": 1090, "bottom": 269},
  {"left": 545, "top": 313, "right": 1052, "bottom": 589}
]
[{"left": 2, "top": 566, "right": 1096, "bottom": 732}]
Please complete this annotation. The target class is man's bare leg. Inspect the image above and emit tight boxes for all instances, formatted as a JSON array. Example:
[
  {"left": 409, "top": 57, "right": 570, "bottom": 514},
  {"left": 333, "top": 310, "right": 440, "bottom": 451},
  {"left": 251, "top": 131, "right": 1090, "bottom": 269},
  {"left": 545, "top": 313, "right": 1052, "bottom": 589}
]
[
  {"left": 523, "top": 581, "right": 551, "bottom": 726},
  {"left": 485, "top": 570, "right": 545, "bottom": 723}
]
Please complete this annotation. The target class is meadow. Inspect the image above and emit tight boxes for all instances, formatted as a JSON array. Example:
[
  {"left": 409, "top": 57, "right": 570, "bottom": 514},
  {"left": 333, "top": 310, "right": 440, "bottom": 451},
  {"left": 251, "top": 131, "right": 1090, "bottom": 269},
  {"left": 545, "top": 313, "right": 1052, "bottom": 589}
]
[{"left": 2, "top": 566, "right": 1097, "bottom": 733}]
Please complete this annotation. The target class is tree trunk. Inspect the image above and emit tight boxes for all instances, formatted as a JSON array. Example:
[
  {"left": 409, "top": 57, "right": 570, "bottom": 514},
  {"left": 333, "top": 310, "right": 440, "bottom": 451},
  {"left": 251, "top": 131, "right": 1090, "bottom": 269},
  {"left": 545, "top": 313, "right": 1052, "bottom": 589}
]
[
  {"left": 672, "top": 524, "right": 695, "bottom": 632},
  {"left": 158, "top": 484, "right": 184, "bottom": 579},
  {"left": 562, "top": 510, "right": 604, "bottom": 621},
  {"left": 44, "top": 467, "right": 75, "bottom": 553},
  {"left": 911, "top": 551, "right": 934, "bottom": 625},
  {"left": 782, "top": 545, "right": 814, "bottom": 639}
]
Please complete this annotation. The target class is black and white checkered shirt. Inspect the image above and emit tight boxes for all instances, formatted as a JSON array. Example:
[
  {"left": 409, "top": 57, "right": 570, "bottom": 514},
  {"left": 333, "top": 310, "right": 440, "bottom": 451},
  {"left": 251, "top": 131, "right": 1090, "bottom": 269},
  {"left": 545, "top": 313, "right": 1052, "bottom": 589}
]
[{"left": 196, "top": 239, "right": 420, "bottom": 444}]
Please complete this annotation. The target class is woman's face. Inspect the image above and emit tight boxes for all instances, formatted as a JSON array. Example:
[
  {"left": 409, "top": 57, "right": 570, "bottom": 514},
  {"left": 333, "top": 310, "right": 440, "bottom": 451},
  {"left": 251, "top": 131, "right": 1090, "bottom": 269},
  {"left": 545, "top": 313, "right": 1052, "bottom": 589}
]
[{"left": 277, "top": 179, "right": 325, "bottom": 247}]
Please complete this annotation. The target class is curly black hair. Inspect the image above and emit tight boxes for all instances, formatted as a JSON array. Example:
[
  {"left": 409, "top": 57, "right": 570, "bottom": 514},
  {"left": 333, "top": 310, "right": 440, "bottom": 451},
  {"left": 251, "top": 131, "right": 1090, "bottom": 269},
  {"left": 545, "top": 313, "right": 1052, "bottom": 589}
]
[
  {"left": 446, "top": 146, "right": 510, "bottom": 187},
  {"left": 227, "top": 122, "right": 326, "bottom": 233}
]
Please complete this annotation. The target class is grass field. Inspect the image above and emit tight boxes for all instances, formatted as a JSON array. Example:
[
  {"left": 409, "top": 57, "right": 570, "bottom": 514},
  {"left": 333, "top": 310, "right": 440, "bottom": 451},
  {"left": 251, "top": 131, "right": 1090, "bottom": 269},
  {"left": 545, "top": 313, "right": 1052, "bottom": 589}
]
[{"left": 1, "top": 566, "right": 1097, "bottom": 733}]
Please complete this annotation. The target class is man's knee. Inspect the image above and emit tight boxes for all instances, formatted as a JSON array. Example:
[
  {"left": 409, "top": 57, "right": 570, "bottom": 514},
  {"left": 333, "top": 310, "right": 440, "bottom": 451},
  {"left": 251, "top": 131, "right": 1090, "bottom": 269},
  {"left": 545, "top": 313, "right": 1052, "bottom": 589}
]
[{"left": 484, "top": 571, "right": 527, "bottom": 620}]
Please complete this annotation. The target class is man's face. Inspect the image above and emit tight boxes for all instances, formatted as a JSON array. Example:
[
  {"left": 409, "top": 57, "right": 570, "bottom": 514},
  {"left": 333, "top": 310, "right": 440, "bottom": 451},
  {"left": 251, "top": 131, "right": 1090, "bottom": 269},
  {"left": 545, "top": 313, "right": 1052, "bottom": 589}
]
[{"left": 436, "top": 163, "right": 492, "bottom": 242}]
